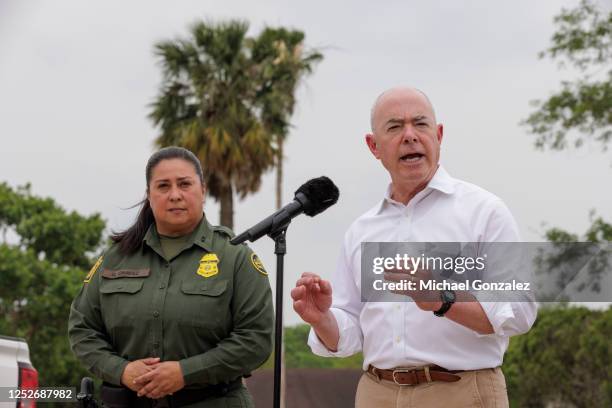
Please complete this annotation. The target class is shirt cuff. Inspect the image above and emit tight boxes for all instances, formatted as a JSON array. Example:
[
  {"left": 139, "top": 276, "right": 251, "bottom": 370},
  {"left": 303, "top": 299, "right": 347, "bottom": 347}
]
[
  {"left": 99, "top": 356, "right": 129, "bottom": 386},
  {"left": 307, "top": 308, "right": 361, "bottom": 357},
  {"left": 476, "top": 301, "right": 515, "bottom": 337},
  {"left": 179, "top": 356, "right": 208, "bottom": 385}
]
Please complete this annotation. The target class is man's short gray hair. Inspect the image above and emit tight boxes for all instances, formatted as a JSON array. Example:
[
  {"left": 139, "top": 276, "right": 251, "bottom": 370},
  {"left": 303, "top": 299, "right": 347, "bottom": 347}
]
[{"left": 369, "top": 87, "right": 436, "bottom": 132}]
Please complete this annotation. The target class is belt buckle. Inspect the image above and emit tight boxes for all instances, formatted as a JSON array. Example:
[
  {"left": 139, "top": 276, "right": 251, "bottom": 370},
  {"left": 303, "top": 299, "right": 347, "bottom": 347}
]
[{"left": 392, "top": 368, "right": 417, "bottom": 386}]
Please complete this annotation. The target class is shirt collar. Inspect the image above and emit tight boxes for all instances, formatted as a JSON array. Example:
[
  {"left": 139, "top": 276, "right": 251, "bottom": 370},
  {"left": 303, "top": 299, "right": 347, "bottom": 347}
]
[
  {"left": 426, "top": 165, "right": 456, "bottom": 195},
  {"left": 143, "top": 214, "right": 214, "bottom": 255},
  {"left": 376, "top": 165, "right": 456, "bottom": 214}
]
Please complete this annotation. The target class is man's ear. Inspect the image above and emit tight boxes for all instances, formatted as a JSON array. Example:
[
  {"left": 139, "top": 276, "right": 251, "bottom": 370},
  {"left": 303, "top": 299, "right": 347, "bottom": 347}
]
[
  {"left": 365, "top": 133, "right": 380, "bottom": 159},
  {"left": 436, "top": 124, "right": 444, "bottom": 144}
]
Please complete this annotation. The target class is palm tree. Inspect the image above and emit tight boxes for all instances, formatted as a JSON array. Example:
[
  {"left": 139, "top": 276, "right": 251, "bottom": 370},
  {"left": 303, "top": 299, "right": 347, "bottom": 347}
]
[
  {"left": 249, "top": 29, "right": 323, "bottom": 408},
  {"left": 251, "top": 28, "right": 323, "bottom": 210},
  {"left": 149, "top": 20, "right": 276, "bottom": 229}
]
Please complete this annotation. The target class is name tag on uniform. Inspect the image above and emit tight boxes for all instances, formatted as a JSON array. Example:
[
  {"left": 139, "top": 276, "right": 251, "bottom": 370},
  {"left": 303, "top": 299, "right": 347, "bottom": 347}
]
[{"left": 102, "top": 269, "right": 150, "bottom": 279}]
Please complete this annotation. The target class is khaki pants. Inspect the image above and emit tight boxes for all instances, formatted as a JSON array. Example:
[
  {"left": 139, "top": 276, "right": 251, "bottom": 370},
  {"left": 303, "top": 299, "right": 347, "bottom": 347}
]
[{"left": 355, "top": 367, "right": 509, "bottom": 408}]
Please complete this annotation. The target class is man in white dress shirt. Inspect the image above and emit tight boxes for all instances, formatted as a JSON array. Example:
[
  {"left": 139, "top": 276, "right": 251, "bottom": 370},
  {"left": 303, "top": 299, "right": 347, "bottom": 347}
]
[{"left": 291, "top": 86, "right": 537, "bottom": 407}]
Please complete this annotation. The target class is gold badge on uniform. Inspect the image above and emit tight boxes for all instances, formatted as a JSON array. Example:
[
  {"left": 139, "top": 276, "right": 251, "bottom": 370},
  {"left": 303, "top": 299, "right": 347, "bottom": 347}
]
[
  {"left": 84, "top": 256, "right": 103, "bottom": 283},
  {"left": 197, "top": 253, "right": 219, "bottom": 278},
  {"left": 251, "top": 253, "right": 267, "bottom": 276}
]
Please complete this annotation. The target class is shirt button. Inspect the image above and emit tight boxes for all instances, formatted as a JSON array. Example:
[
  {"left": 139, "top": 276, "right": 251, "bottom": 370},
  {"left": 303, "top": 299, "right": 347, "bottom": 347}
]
[
  {"left": 153, "top": 311, "right": 160, "bottom": 318},
  {"left": 395, "top": 336, "right": 401, "bottom": 343},
  {"left": 153, "top": 341, "right": 160, "bottom": 348},
  {"left": 159, "top": 284, "right": 165, "bottom": 289},
  {"left": 164, "top": 263, "right": 170, "bottom": 268}
]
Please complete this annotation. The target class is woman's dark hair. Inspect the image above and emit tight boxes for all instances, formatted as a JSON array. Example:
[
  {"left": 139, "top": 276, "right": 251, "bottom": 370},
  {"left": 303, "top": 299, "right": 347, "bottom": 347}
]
[{"left": 111, "top": 146, "right": 205, "bottom": 254}]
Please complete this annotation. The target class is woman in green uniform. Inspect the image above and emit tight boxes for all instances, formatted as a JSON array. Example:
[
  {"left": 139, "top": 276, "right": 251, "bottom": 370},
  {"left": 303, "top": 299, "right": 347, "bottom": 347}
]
[{"left": 69, "top": 146, "right": 273, "bottom": 407}]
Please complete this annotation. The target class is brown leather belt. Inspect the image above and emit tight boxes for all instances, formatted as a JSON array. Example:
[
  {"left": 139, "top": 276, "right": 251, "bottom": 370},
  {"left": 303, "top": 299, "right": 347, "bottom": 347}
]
[{"left": 367, "top": 364, "right": 463, "bottom": 385}]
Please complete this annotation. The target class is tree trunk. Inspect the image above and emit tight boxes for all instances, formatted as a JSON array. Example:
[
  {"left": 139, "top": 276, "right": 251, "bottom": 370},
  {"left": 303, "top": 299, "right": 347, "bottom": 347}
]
[
  {"left": 219, "top": 183, "right": 234, "bottom": 229},
  {"left": 276, "top": 137, "right": 284, "bottom": 210}
]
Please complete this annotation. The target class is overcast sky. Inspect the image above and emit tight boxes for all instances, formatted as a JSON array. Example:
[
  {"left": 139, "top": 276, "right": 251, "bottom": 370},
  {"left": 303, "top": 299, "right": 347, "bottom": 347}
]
[{"left": 1, "top": 0, "right": 610, "bottom": 324}]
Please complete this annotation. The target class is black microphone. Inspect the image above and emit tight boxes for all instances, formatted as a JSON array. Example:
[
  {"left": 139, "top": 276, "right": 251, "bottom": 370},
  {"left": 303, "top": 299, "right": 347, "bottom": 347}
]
[{"left": 230, "top": 176, "right": 339, "bottom": 245}]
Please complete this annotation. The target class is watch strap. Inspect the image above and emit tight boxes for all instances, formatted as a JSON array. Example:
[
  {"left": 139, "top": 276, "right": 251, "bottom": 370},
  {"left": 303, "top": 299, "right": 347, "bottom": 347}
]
[
  {"left": 434, "top": 302, "right": 452, "bottom": 317},
  {"left": 433, "top": 290, "right": 455, "bottom": 317}
]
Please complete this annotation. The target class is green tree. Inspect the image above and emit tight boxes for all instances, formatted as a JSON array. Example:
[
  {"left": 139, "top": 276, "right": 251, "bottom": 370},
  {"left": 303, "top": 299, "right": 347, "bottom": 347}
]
[
  {"left": 504, "top": 306, "right": 611, "bottom": 407},
  {"left": 532, "top": 213, "right": 612, "bottom": 301},
  {"left": 149, "top": 20, "right": 276, "bottom": 229},
  {"left": 522, "top": 1, "right": 611, "bottom": 243},
  {"left": 518, "top": 7, "right": 611, "bottom": 405},
  {"left": 0, "top": 183, "right": 105, "bottom": 403},
  {"left": 522, "top": 0, "right": 611, "bottom": 151},
  {"left": 251, "top": 28, "right": 323, "bottom": 210}
]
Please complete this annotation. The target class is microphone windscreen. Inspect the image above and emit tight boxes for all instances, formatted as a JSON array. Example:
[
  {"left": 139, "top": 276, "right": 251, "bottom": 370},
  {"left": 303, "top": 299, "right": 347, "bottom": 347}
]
[{"left": 295, "top": 176, "right": 339, "bottom": 216}]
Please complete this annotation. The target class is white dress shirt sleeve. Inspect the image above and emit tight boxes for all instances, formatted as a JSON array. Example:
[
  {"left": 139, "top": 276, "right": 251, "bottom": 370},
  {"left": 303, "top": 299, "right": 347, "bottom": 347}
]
[
  {"left": 308, "top": 231, "right": 364, "bottom": 357},
  {"left": 476, "top": 199, "right": 538, "bottom": 337},
  {"left": 478, "top": 302, "right": 537, "bottom": 337}
]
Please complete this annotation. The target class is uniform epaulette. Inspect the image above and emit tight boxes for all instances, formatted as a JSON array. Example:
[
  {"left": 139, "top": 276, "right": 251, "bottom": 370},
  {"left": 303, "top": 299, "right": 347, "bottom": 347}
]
[
  {"left": 84, "top": 253, "right": 105, "bottom": 284},
  {"left": 212, "top": 225, "right": 236, "bottom": 239}
]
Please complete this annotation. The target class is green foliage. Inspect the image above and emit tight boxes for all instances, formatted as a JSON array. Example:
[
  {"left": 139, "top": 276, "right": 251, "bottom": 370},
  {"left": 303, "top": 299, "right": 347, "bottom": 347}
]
[
  {"left": 150, "top": 20, "right": 276, "bottom": 228},
  {"left": 0, "top": 183, "right": 105, "bottom": 269},
  {"left": 536, "top": 212, "right": 612, "bottom": 297},
  {"left": 284, "top": 324, "right": 362, "bottom": 369},
  {"left": 524, "top": 1, "right": 611, "bottom": 279},
  {"left": 251, "top": 27, "right": 323, "bottom": 140},
  {"left": 583, "top": 213, "right": 612, "bottom": 241},
  {"left": 543, "top": 0, "right": 611, "bottom": 70},
  {"left": 522, "top": 0, "right": 611, "bottom": 151},
  {"left": 250, "top": 27, "right": 323, "bottom": 209},
  {"left": 544, "top": 211, "right": 612, "bottom": 246},
  {"left": 260, "top": 324, "right": 363, "bottom": 370},
  {"left": 514, "top": 5, "right": 610, "bottom": 403},
  {"left": 504, "top": 305, "right": 611, "bottom": 408},
  {"left": 0, "top": 183, "right": 105, "bottom": 399}
]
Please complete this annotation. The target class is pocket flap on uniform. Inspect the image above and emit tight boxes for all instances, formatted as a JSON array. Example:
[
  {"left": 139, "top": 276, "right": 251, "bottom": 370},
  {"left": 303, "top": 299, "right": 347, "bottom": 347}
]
[
  {"left": 181, "top": 280, "right": 227, "bottom": 297},
  {"left": 100, "top": 279, "right": 144, "bottom": 294}
]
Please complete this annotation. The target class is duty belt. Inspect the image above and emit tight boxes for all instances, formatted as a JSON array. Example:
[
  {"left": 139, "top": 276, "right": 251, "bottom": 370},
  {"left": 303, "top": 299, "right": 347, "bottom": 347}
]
[
  {"left": 367, "top": 364, "right": 463, "bottom": 385},
  {"left": 100, "top": 379, "right": 242, "bottom": 408}
]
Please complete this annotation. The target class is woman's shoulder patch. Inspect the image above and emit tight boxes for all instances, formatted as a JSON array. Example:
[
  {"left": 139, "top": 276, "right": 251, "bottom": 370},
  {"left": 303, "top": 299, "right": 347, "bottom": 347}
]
[{"left": 250, "top": 253, "right": 267, "bottom": 276}]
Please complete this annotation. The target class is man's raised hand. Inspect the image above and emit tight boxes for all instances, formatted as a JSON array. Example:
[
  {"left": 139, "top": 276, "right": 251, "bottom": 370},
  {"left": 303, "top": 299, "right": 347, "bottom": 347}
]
[{"left": 291, "top": 272, "right": 333, "bottom": 325}]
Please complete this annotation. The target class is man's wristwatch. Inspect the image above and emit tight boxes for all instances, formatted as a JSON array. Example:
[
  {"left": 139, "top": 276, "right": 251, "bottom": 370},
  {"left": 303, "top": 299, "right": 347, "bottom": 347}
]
[{"left": 433, "top": 290, "right": 456, "bottom": 317}]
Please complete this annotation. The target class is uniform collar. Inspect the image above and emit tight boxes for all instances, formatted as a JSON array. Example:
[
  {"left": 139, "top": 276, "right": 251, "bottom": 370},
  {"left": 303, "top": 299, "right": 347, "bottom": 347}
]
[
  {"left": 376, "top": 165, "right": 456, "bottom": 214},
  {"left": 143, "top": 214, "right": 214, "bottom": 256}
]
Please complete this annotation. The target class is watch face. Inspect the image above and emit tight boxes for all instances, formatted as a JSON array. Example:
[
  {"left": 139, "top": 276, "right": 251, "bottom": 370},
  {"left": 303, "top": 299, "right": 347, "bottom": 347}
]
[{"left": 442, "top": 290, "right": 456, "bottom": 303}]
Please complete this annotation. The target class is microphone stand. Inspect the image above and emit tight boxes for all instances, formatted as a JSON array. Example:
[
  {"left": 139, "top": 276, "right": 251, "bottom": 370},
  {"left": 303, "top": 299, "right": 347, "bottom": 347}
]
[
  {"left": 270, "top": 228, "right": 287, "bottom": 408},
  {"left": 232, "top": 216, "right": 293, "bottom": 408},
  {"left": 231, "top": 178, "right": 339, "bottom": 407}
]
